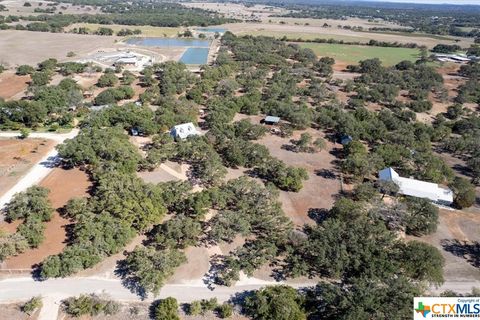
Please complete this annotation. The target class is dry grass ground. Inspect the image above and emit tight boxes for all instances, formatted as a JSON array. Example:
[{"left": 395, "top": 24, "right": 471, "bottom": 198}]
[
  {"left": 167, "top": 246, "right": 211, "bottom": 284},
  {"left": 0, "top": 301, "right": 37, "bottom": 320},
  {"left": 266, "top": 16, "right": 408, "bottom": 29},
  {"left": 66, "top": 23, "right": 183, "bottom": 38},
  {"left": 0, "top": 138, "right": 55, "bottom": 198},
  {"left": 0, "top": 30, "right": 117, "bottom": 66},
  {"left": 137, "top": 161, "right": 189, "bottom": 184},
  {"left": 0, "top": 167, "right": 91, "bottom": 270}
]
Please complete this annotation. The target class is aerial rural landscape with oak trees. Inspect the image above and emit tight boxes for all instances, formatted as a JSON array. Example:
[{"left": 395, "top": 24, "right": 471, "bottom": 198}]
[{"left": 0, "top": 0, "right": 480, "bottom": 319}]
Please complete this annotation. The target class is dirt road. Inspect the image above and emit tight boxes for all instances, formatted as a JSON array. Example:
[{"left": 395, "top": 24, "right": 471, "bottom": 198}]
[
  {"left": 0, "top": 276, "right": 313, "bottom": 303},
  {"left": 0, "top": 130, "right": 79, "bottom": 209},
  {"left": 0, "top": 276, "right": 476, "bottom": 307}
]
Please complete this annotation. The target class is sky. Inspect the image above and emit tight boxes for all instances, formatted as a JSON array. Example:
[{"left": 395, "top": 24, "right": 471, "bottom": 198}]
[{"left": 357, "top": 0, "right": 480, "bottom": 4}]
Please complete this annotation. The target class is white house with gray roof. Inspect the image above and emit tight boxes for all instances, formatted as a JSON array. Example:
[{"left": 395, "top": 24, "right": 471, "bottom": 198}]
[{"left": 170, "top": 122, "right": 198, "bottom": 140}]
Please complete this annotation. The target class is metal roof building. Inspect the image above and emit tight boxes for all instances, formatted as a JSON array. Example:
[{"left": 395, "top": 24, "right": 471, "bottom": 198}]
[
  {"left": 170, "top": 122, "right": 198, "bottom": 140},
  {"left": 379, "top": 167, "right": 453, "bottom": 205},
  {"left": 264, "top": 116, "right": 280, "bottom": 125}
]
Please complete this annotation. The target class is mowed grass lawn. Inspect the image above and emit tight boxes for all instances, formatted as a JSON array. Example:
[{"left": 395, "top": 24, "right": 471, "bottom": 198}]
[
  {"left": 299, "top": 43, "right": 420, "bottom": 66},
  {"left": 67, "top": 23, "right": 183, "bottom": 37}
]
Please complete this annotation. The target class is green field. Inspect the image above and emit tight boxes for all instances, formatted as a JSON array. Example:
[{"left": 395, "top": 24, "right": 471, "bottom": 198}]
[
  {"left": 240, "top": 30, "right": 365, "bottom": 43},
  {"left": 67, "top": 23, "right": 183, "bottom": 37},
  {"left": 298, "top": 43, "right": 420, "bottom": 66}
]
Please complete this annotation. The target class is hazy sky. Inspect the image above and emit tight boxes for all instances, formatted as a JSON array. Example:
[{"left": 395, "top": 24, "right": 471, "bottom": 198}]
[{"left": 358, "top": 0, "right": 480, "bottom": 4}]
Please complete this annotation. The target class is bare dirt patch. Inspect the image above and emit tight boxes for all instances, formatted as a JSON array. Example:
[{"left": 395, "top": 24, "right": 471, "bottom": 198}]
[
  {"left": 73, "top": 72, "right": 102, "bottom": 91},
  {"left": 1, "top": 167, "right": 91, "bottom": 269},
  {"left": 258, "top": 129, "right": 341, "bottom": 226},
  {"left": 168, "top": 246, "right": 210, "bottom": 284},
  {"left": 0, "top": 71, "right": 30, "bottom": 100},
  {"left": 0, "top": 138, "right": 55, "bottom": 198},
  {"left": 137, "top": 161, "right": 189, "bottom": 184}
]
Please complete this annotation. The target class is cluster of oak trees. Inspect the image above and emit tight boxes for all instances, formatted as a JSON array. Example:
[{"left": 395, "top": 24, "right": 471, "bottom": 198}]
[
  {"left": 0, "top": 186, "right": 53, "bottom": 261},
  {"left": 0, "top": 59, "right": 87, "bottom": 130}
]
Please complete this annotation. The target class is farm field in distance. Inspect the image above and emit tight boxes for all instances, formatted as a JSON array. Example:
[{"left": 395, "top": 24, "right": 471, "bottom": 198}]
[
  {"left": 299, "top": 42, "right": 421, "bottom": 65},
  {"left": 66, "top": 23, "right": 183, "bottom": 38},
  {"left": 223, "top": 20, "right": 474, "bottom": 48},
  {"left": 0, "top": 30, "right": 117, "bottom": 66}
]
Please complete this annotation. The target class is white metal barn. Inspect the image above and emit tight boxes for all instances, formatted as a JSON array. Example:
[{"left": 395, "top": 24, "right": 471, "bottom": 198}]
[{"left": 378, "top": 167, "right": 453, "bottom": 205}]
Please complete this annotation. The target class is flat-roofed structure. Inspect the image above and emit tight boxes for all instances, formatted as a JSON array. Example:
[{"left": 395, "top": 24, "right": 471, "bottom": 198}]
[{"left": 263, "top": 116, "right": 280, "bottom": 125}]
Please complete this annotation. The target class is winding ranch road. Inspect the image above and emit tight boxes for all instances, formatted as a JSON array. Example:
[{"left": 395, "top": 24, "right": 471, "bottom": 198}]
[{"left": 0, "top": 130, "right": 79, "bottom": 209}]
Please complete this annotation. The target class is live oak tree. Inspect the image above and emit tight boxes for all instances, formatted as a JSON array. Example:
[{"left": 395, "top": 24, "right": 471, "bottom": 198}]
[
  {"left": 5, "top": 186, "right": 52, "bottom": 222},
  {"left": 305, "top": 276, "right": 421, "bottom": 320},
  {"left": 449, "top": 176, "right": 476, "bottom": 209},
  {"left": 403, "top": 197, "right": 439, "bottom": 236},
  {"left": 243, "top": 285, "right": 306, "bottom": 320},
  {"left": 121, "top": 247, "right": 186, "bottom": 296},
  {"left": 4, "top": 186, "right": 53, "bottom": 248}
]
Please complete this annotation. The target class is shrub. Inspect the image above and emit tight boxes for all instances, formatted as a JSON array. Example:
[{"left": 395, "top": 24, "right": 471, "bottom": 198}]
[
  {"left": 200, "top": 298, "right": 218, "bottom": 313},
  {"left": 19, "top": 128, "right": 30, "bottom": 139},
  {"left": 153, "top": 297, "right": 179, "bottom": 320},
  {"left": 63, "top": 294, "right": 117, "bottom": 317},
  {"left": 16, "top": 65, "right": 35, "bottom": 75},
  {"left": 97, "top": 72, "right": 118, "bottom": 87},
  {"left": 187, "top": 300, "right": 202, "bottom": 315},
  {"left": 22, "top": 296, "right": 42, "bottom": 315},
  {"left": 216, "top": 303, "right": 234, "bottom": 318}
]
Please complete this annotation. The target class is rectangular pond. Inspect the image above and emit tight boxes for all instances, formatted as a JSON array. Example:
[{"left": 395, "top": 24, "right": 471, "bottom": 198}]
[
  {"left": 125, "top": 37, "right": 211, "bottom": 48},
  {"left": 180, "top": 47, "right": 209, "bottom": 65}
]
